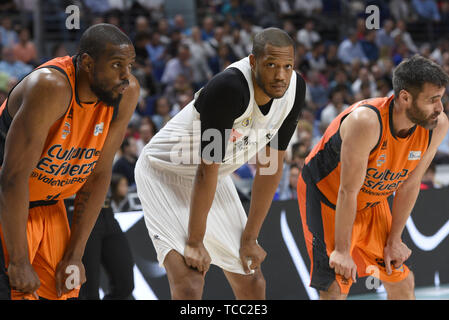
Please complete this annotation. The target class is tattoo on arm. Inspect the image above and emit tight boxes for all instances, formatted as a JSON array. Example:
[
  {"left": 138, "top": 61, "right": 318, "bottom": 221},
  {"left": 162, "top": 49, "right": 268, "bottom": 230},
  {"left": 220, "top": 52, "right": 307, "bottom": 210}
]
[{"left": 72, "top": 191, "right": 91, "bottom": 228}]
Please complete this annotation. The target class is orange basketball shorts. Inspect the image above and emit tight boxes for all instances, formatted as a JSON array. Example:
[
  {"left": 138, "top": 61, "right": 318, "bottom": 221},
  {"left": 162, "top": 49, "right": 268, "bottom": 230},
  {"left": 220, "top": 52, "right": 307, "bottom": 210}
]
[
  {"left": 0, "top": 200, "right": 79, "bottom": 300},
  {"left": 297, "top": 173, "right": 410, "bottom": 295}
]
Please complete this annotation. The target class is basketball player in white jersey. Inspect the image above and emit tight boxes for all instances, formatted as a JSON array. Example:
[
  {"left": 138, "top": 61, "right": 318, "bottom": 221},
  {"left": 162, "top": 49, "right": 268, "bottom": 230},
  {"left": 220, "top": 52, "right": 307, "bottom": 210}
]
[{"left": 135, "top": 28, "right": 306, "bottom": 299}]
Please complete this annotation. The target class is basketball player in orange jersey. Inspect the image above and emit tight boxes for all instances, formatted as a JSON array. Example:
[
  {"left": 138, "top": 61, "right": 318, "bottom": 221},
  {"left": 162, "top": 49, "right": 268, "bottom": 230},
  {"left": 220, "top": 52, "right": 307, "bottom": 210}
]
[
  {"left": 0, "top": 24, "right": 139, "bottom": 300},
  {"left": 297, "top": 55, "right": 449, "bottom": 299}
]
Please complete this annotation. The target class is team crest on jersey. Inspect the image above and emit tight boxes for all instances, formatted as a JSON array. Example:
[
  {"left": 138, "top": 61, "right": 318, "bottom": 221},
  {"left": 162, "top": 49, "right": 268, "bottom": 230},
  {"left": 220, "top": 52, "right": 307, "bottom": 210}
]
[
  {"left": 62, "top": 122, "right": 71, "bottom": 139},
  {"left": 377, "top": 154, "right": 386, "bottom": 167},
  {"left": 94, "top": 122, "right": 104, "bottom": 136},
  {"left": 408, "top": 151, "right": 421, "bottom": 160},
  {"left": 241, "top": 117, "right": 252, "bottom": 127}
]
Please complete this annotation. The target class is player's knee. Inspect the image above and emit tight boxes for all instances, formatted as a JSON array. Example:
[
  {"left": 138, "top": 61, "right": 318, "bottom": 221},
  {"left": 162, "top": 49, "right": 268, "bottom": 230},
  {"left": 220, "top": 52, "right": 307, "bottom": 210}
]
[
  {"left": 250, "top": 271, "right": 266, "bottom": 291},
  {"left": 171, "top": 275, "right": 204, "bottom": 299},
  {"left": 401, "top": 271, "right": 415, "bottom": 292},
  {"left": 320, "top": 281, "right": 347, "bottom": 300}
]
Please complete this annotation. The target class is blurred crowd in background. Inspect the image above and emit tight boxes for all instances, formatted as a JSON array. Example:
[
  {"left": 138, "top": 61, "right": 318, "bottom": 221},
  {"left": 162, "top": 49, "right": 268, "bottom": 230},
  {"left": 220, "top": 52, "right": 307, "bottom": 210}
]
[{"left": 1, "top": 0, "right": 449, "bottom": 204}]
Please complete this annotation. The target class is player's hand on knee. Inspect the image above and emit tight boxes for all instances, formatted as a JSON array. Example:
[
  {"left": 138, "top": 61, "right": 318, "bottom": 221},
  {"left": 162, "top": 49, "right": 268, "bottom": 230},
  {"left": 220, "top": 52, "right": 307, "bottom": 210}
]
[
  {"left": 55, "top": 258, "right": 86, "bottom": 297},
  {"left": 329, "top": 250, "right": 357, "bottom": 282},
  {"left": 8, "top": 261, "right": 41, "bottom": 297},
  {"left": 239, "top": 240, "right": 267, "bottom": 274},
  {"left": 383, "top": 240, "right": 411, "bottom": 275},
  {"left": 184, "top": 242, "right": 211, "bottom": 276}
]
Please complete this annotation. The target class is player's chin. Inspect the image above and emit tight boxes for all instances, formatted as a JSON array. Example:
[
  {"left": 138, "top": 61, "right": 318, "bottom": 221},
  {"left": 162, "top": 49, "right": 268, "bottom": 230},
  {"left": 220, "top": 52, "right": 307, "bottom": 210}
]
[
  {"left": 421, "top": 118, "right": 438, "bottom": 130},
  {"left": 269, "top": 89, "right": 287, "bottom": 99}
]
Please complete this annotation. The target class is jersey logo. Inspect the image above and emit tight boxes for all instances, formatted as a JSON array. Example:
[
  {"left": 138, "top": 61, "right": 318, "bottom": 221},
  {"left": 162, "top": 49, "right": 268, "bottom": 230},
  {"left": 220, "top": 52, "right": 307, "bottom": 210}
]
[
  {"left": 94, "top": 122, "right": 104, "bottom": 136},
  {"left": 62, "top": 122, "right": 71, "bottom": 139},
  {"left": 241, "top": 117, "right": 252, "bottom": 127},
  {"left": 376, "top": 154, "right": 386, "bottom": 167},
  {"left": 408, "top": 151, "right": 421, "bottom": 160}
]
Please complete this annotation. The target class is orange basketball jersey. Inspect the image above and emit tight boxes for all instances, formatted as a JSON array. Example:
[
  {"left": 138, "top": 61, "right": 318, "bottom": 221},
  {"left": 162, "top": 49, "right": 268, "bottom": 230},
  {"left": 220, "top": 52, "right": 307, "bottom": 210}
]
[
  {"left": 303, "top": 95, "right": 431, "bottom": 211},
  {"left": 0, "top": 56, "right": 116, "bottom": 202}
]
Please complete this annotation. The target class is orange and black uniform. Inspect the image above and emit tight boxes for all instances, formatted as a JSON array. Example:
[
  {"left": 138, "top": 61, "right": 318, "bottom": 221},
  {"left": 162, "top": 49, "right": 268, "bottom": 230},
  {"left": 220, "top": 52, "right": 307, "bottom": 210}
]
[
  {"left": 297, "top": 96, "right": 431, "bottom": 294},
  {"left": 0, "top": 56, "right": 118, "bottom": 300}
]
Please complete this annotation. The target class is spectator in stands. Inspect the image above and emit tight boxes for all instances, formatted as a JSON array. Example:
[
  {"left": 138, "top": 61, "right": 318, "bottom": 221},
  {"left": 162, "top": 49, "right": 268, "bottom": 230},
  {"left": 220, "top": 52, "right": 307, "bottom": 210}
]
[
  {"left": 305, "top": 41, "right": 326, "bottom": 72},
  {"left": 201, "top": 16, "right": 215, "bottom": 41},
  {"left": 152, "top": 96, "right": 172, "bottom": 130},
  {"left": 376, "top": 19, "right": 396, "bottom": 55},
  {"left": 430, "top": 39, "right": 449, "bottom": 65},
  {"left": 306, "top": 69, "right": 329, "bottom": 109},
  {"left": 411, "top": 0, "right": 441, "bottom": 22},
  {"left": 320, "top": 85, "right": 349, "bottom": 127},
  {"left": 337, "top": 29, "right": 369, "bottom": 65},
  {"left": 12, "top": 27, "right": 38, "bottom": 66},
  {"left": 79, "top": 173, "right": 134, "bottom": 300},
  {"left": 392, "top": 40, "right": 412, "bottom": 65},
  {"left": 0, "top": 47, "right": 32, "bottom": 81},
  {"left": 293, "top": 0, "right": 323, "bottom": 17},
  {"left": 360, "top": 29, "right": 380, "bottom": 63},
  {"left": 328, "top": 68, "right": 353, "bottom": 96},
  {"left": 146, "top": 30, "right": 166, "bottom": 81},
  {"left": 164, "top": 73, "right": 194, "bottom": 108},
  {"left": 351, "top": 67, "right": 377, "bottom": 99},
  {"left": 391, "top": 19, "right": 418, "bottom": 54},
  {"left": 110, "top": 173, "right": 131, "bottom": 213},
  {"left": 254, "top": 0, "right": 282, "bottom": 28},
  {"left": 240, "top": 19, "right": 263, "bottom": 55},
  {"left": 227, "top": 27, "right": 248, "bottom": 60},
  {"left": 390, "top": 0, "right": 415, "bottom": 22},
  {"left": 136, "top": 117, "right": 157, "bottom": 156},
  {"left": 296, "top": 19, "right": 321, "bottom": 50},
  {"left": 0, "top": 16, "right": 18, "bottom": 48},
  {"left": 186, "top": 26, "right": 214, "bottom": 89},
  {"left": 113, "top": 136, "right": 139, "bottom": 189},
  {"left": 161, "top": 43, "right": 193, "bottom": 88},
  {"left": 157, "top": 18, "right": 171, "bottom": 46}
]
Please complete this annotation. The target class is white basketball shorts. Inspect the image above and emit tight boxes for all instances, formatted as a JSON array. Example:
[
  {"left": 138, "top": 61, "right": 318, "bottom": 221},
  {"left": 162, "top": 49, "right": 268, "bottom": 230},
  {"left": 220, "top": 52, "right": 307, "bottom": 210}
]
[{"left": 134, "top": 155, "right": 249, "bottom": 275}]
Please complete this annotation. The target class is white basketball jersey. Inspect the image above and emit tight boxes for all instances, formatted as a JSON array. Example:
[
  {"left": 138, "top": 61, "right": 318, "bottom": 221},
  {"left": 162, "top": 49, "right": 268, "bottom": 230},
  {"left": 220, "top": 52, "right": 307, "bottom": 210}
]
[{"left": 140, "top": 57, "right": 297, "bottom": 179}]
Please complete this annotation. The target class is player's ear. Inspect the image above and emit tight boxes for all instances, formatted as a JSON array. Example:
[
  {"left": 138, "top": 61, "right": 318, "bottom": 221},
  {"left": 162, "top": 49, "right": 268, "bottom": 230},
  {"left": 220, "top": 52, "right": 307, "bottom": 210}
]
[
  {"left": 79, "top": 53, "right": 94, "bottom": 73},
  {"left": 249, "top": 54, "right": 256, "bottom": 70},
  {"left": 399, "top": 89, "right": 411, "bottom": 105}
]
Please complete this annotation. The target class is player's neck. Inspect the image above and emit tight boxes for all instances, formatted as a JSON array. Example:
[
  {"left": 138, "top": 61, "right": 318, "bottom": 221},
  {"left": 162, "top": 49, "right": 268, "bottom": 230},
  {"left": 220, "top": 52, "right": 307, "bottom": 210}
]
[
  {"left": 392, "top": 99, "right": 416, "bottom": 138},
  {"left": 251, "top": 73, "right": 271, "bottom": 106},
  {"left": 75, "top": 66, "right": 99, "bottom": 104}
]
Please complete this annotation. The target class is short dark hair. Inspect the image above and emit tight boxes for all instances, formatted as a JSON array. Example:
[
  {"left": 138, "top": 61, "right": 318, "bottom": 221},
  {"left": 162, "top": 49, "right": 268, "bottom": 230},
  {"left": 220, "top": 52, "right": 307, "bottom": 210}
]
[
  {"left": 77, "top": 23, "right": 132, "bottom": 60},
  {"left": 393, "top": 54, "right": 449, "bottom": 99},
  {"left": 251, "top": 27, "right": 295, "bottom": 59}
]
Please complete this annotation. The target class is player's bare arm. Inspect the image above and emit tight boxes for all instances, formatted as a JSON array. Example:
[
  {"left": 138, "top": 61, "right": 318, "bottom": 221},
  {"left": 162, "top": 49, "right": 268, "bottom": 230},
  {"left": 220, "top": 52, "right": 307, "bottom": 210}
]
[
  {"left": 384, "top": 111, "right": 449, "bottom": 275},
  {"left": 0, "top": 69, "right": 71, "bottom": 295},
  {"left": 330, "top": 107, "right": 380, "bottom": 281},
  {"left": 184, "top": 160, "right": 219, "bottom": 275},
  {"left": 55, "top": 74, "right": 139, "bottom": 296},
  {"left": 240, "top": 146, "right": 284, "bottom": 273}
]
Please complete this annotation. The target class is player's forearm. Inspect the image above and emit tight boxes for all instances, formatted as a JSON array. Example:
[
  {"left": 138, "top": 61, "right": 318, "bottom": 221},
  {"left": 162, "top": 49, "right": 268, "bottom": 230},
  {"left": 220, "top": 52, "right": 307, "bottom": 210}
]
[
  {"left": 334, "top": 188, "right": 358, "bottom": 253},
  {"left": 388, "top": 182, "right": 420, "bottom": 242},
  {"left": 0, "top": 175, "right": 30, "bottom": 263},
  {"left": 63, "top": 171, "right": 111, "bottom": 259},
  {"left": 187, "top": 164, "right": 218, "bottom": 243},
  {"left": 243, "top": 163, "right": 283, "bottom": 241}
]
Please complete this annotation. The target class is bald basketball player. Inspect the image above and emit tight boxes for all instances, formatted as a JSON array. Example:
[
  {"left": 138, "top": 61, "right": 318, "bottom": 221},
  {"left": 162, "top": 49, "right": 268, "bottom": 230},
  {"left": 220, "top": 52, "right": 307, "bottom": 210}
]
[
  {"left": 297, "top": 55, "right": 449, "bottom": 299},
  {"left": 135, "top": 28, "right": 306, "bottom": 299},
  {"left": 0, "top": 24, "right": 139, "bottom": 300}
]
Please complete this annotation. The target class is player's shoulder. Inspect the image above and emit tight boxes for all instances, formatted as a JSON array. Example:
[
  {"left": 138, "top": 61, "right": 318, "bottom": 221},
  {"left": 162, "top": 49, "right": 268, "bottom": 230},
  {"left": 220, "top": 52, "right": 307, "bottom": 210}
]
[
  {"left": 206, "top": 67, "right": 248, "bottom": 94},
  {"left": 24, "top": 67, "right": 72, "bottom": 97},
  {"left": 340, "top": 105, "right": 381, "bottom": 144}
]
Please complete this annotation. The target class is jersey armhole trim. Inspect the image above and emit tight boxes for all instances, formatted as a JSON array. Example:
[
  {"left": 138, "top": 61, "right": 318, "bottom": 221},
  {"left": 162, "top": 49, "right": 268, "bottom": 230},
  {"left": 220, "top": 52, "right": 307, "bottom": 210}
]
[{"left": 347, "top": 104, "right": 383, "bottom": 154}]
